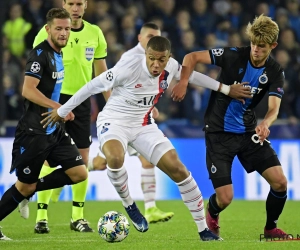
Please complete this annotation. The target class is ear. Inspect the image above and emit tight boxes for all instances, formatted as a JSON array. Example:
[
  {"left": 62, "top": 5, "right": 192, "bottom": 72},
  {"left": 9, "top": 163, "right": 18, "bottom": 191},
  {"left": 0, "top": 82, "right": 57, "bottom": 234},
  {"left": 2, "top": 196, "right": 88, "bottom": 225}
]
[
  {"left": 271, "top": 42, "right": 278, "bottom": 50},
  {"left": 138, "top": 34, "right": 142, "bottom": 42},
  {"left": 85, "top": 0, "right": 87, "bottom": 9},
  {"left": 45, "top": 24, "right": 50, "bottom": 34}
]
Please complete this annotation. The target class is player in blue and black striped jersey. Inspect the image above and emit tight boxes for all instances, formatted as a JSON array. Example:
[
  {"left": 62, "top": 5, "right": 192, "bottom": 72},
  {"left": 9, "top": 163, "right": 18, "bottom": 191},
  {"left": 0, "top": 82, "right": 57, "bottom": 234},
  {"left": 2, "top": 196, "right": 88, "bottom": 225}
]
[
  {"left": 0, "top": 8, "right": 87, "bottom": 240},
  {"left": 172, "top": 14, "right": 289, "bottom": 239}
]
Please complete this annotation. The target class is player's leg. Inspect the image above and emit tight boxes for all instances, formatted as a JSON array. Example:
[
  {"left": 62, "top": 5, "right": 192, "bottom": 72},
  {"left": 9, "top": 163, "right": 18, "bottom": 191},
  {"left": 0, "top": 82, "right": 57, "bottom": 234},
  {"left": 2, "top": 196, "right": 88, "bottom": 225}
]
[
  {"left": 99, "top": 123, "right": 148, "bottom": 232},
  {"left": 204, "top": 132, "right": 237, "bottom": 236},
  {"left": 63, "top": 98, "right": 94, "bottom": 233},
  {"left": 34, "top": 162, "right": 55, "bottom": 234},
  {"left": 240, "top": 133, "right": 289, "bottom": 238},
  {"left": 133, "top": 124, "right": 221, "bottom": 241},
  {"left": 262, "top": 164, "right": 289, "bottom": 238},
  {"left": 138, "top": 154, "right": 174, "bottom": 223},
  {"left": 69, "top": 147, "right": 93, "bottom": 232}
]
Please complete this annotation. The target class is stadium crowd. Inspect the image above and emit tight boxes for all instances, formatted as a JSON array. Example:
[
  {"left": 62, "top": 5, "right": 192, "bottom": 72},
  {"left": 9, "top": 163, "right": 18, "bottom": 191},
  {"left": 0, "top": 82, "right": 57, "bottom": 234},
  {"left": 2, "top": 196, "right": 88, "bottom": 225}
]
[{"left": 1, "top": 0, "right": 300, "bottom": 129}]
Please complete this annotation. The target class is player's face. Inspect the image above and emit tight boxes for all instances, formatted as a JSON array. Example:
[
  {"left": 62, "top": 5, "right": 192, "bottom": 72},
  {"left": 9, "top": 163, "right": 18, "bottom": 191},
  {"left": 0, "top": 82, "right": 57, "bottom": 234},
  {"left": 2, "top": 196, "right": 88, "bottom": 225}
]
[
  {"left": 139, "top": 28, "right": 161, "bottom": 50},
  {"left": 63, "top": 0, "right": 86, "bottom": 21},
  {"left": 145, "top": 47, "right": 170, "bottom": 77},
  {"left": 250, "top": 42, "right": 277, "bottom": 67},
  {"left": 46, "top": 18, "right": 71, "bottom": 50}
]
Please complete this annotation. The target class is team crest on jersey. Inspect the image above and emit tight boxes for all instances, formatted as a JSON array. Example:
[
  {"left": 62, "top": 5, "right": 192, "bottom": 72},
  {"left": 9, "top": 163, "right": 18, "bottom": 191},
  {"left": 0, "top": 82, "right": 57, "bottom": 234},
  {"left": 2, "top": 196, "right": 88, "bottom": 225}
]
[
  {"left": 259, "top": 73, "right": 268, "bottom": 84},
  {"left": 85, "top": 47, "right": 95, "bottom": 61},
  {"left": 212, "top": 48, "right": 224, "bottom": 56},
  {"left": 30, "top": 62, "right": 40, "bottom": 73},
  {"left": 211, "top": 164, "right": 217, "bottom": 174},
  {"left": 160, "top": 80, "right": 168, "bottom": 90}
]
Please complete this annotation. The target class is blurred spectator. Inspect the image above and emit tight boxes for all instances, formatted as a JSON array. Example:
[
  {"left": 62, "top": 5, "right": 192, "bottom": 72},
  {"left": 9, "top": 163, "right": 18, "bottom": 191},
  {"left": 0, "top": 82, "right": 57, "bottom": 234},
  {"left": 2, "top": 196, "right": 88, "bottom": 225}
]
[
  {"left": 278, "top": 28, "right": 300, "bottom": 70},
  {"left": 3, "top": 73, "right": 23, "bottom": 120},
  {"left": 117, "top": 14, "right": 137, "bottom": 50},
  {"left": 23, "top": 0, "right": 47, "bottom": 50},
  {"left": 227, "top": 31, "right": 242, "bottom": 47},
  {"left": 275, "top": 8, "right": 291, "bottom": 31},
  {"left": 152, "top": 0, "right": 176, "bottom": 33},
  {"left": 3, "top": 3, "right": 32, "bottom": 57},
  {"left": 190, "top": 0, "right": 216, "bottom": 47},
  {"left": 170, "top": 9, "right": 191, "bottom": 48},
  {"left": 285, "top": 0, "right": 300, "bottom": 42},
  {"left": 173, "top": 29, "right": 202, "bottom": 63}
]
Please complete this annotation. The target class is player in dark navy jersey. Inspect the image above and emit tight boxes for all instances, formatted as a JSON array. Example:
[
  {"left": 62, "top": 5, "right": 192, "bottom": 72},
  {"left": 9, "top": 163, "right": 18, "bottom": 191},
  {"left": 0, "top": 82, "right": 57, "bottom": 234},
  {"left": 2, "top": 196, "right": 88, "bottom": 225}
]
[
  {"left": 0, "top": 8, "right": 87, "bottom": 240},
  {"left": 172, "top": 15, "right": 289, "bottom": 239}
]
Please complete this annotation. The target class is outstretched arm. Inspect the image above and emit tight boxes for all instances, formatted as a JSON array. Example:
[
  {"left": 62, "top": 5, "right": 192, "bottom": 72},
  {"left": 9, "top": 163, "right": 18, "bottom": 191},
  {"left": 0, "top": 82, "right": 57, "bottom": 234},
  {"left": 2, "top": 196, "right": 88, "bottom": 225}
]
[{"left": 41, "top": 74, "right": 113, "bottom": 127}]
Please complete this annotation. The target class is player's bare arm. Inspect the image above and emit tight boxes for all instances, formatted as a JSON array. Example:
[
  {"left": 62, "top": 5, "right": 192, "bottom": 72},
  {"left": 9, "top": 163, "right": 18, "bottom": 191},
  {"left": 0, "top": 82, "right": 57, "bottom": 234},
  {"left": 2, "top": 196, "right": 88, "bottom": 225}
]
[
  {"left": 22, "top": 76, "right": 61, "bottom": 109},
  {"left": 94, "top": 59, "right": 111, "bottom": 101},
  {"left": 255, "top": 96, "right": 281, "bottom": 142}
]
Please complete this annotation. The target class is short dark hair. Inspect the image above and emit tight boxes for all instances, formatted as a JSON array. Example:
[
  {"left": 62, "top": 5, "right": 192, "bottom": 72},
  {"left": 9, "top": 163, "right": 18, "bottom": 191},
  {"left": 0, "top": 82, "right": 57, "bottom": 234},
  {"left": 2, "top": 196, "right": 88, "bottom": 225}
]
[
  {"left": 146, "top": 36, "right": 171, "bottom": 52},
  {"left": 141, "top": 22, "right": 160, "bottom": 31},
  {"left": 46, "top": 8, "right": 71, "bottom": 25}
]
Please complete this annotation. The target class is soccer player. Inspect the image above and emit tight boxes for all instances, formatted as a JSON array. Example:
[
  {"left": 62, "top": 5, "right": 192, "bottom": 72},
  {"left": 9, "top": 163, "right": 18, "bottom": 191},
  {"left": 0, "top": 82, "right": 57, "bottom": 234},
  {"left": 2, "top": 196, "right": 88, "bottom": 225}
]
[
  {"left": 0, "top": 8, "right": 88, "bottom": 241},
  {"left": 41, "top": 36, "right": 251, "bottom": 241},
  {"left": 91, "top": 22, "right": 175, "bottom": 223},
  {"left": 19, "top": 0, "right": 109, "bottom": 233},
  {"left": 171, "top": 14, "right": 289, "bottom": 239}
]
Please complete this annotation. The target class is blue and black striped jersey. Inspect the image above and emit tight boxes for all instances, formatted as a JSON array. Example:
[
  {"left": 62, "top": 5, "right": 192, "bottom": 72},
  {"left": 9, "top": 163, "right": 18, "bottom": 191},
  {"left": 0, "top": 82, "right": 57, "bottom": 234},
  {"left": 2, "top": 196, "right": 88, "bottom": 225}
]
[
  {"left": 20, "top": 40, "right": 64, "bottom": 135},
  {"left": 205, "top": 46, "right": 285, "bottom": 133}
]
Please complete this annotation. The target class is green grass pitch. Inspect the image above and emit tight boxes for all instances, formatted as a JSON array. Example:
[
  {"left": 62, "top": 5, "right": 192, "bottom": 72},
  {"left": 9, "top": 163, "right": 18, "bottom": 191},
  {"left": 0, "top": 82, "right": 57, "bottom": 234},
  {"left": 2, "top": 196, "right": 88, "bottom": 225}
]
[{"left": 1, "top": 200, "right": 299, "bottom": 250}]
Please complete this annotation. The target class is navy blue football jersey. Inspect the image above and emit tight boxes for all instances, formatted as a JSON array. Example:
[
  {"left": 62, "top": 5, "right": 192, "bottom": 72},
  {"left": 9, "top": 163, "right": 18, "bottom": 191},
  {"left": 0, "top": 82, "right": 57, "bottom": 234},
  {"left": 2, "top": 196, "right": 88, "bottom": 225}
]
[
  {"left": 20, "top": 40, "right": 64, "bottom": 135},
  {"left": 205, "top": 46, "right": 285, "bottom": 133}
]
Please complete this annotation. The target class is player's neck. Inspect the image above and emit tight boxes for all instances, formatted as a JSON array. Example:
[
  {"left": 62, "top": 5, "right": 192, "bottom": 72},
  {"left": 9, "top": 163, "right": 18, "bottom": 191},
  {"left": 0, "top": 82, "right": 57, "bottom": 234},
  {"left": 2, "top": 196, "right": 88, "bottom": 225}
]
[
  {"left": 71, "top": 20, "right": 83, "bottom": 29},
  {"left": 47, "top": 39, "right": 61, "bottom": 54}
]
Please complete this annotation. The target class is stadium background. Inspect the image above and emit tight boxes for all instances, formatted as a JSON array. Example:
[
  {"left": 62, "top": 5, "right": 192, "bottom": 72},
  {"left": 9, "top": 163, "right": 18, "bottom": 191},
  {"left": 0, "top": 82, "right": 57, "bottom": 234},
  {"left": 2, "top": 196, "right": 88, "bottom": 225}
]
[{"left": 0, "top": 0, "right": 300, "bottom": 201}]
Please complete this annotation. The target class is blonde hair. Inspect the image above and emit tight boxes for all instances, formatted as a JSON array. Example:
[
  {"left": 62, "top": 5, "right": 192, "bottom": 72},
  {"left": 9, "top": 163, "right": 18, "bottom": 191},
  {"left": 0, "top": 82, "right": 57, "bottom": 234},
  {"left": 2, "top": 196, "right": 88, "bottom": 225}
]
[{"left": 246, "top": 14, "right": 279, "bottom": 44}]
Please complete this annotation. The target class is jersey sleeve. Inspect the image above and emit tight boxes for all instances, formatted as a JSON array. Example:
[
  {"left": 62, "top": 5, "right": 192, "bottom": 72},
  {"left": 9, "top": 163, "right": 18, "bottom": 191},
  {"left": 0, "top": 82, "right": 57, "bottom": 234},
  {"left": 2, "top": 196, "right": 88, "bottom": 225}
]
[
  {"left": 93, "top": 25, "right": 107, "bottom": 59},
  {"left": 268, "top": 70, "right": 285, "bottom": 99},
  {"left": 33, "top": 26, "right": 48, "bottom": 48},
  {"left": 169, "top": 57, "right": 182, "bottom": 80},
  {"left": 209, "top": 47, "right": 233, "bottom": 68},
  {"left": 24, "top": 48, "right": 46, "bottom": 80}
]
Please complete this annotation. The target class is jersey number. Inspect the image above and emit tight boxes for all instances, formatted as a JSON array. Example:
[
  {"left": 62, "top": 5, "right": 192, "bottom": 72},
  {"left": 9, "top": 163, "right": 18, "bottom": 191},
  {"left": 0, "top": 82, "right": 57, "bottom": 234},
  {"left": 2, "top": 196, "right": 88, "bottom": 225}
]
[{"left": 139, "top": 95, "right": 156, "bottom": 105}]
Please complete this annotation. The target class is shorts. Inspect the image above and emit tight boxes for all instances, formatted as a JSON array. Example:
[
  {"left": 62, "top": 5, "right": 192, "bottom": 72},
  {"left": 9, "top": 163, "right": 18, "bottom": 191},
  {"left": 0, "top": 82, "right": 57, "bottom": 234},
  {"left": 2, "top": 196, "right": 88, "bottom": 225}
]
[
  {"left": 97, "top": 122, "right": 174, "bottom": 165},
  {"left": 60, "top": 94, "right": 92, "bottom": 149},
  {"left": 11, "top": 125, "right": 84, "bottom": 184},
  {"left": 205, "top": 131, "right": 281, "bottom": 188}
]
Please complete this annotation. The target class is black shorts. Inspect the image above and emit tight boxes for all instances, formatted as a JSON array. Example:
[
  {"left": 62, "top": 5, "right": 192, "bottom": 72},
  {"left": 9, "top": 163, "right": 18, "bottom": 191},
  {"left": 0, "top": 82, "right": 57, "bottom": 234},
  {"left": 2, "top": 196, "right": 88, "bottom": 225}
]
[
  {"left": 205, "top": 131, "right": 281, "bottom": 188},
  {"left": 11, "top": 125, "right": 84, "bottom": 184},
  {"left": 60, "top": 94, "right": 92, "bottom": 149}
]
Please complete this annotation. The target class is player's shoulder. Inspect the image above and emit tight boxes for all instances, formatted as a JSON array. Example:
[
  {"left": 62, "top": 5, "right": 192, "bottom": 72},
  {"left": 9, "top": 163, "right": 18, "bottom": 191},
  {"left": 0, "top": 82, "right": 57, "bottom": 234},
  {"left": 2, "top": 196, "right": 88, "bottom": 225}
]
[
  {"left": 83, "top": 20, "right": 103, "bottom": 33},
  {"left": 266, "top": 56, "right": 283, "bottom": 73},
  {"left": 115, "top": 54, "right": 144, "bottom": 70},
  {"left": 165, "top": 57, "right": 180, "bottom": 72},
  {"left": 29, "top": 41, "right": 49, "bottom": 58}
]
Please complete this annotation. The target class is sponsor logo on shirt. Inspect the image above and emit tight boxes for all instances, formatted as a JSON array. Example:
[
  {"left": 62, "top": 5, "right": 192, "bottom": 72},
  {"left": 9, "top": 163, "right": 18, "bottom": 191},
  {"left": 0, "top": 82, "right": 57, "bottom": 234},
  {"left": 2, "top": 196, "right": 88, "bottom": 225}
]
[
  {"left": 52, "top": 70, "right": 64, "bottom": 80},
  {"left": 135, "top": 84, "right": 143, "bottom": 88}
]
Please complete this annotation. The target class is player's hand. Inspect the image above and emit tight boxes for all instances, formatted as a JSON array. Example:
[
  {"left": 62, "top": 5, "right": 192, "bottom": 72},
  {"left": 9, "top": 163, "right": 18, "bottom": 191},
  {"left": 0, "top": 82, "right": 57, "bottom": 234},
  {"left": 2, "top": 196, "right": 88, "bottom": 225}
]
[
  {"left": 152, "top": 107, "right": 159, "bottom": 119},
  {"left": 255, "top": 121, "right": 270, "bottom": 143},
  {"left": 228, "top": 82, "right": 252, "bottom": 104},
  {"left": 64, "top": 111, "right": 75, "bottom": 122},
  {"left": 41, "top": 109, "right": 63, "bottom": 128},
  {"left": 171, "top": 80, "right": 188, "bottom": 102}
]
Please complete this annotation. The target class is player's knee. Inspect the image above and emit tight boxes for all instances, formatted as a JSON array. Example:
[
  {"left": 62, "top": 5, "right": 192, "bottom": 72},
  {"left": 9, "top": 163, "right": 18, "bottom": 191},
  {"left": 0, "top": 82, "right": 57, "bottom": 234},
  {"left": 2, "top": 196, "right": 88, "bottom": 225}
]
[
  {"left": 106, "top": 154, "right": 124, "bottom": 169},
  {"left": 271, "top": 175, "right": 287, "bottom": 192},
  {"left": 16, "top": 181, "right": 36, "bottom": 197},
  {"left": 69, "top": 165, "right": 88, "bottom": 183}
]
